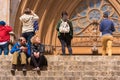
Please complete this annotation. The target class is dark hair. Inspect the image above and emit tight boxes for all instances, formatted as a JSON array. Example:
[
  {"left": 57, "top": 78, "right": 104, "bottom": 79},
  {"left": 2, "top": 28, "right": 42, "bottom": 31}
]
[
  {"left": 103, "top": 12, "right": 108, "bottom": 18},
  {"left": 0, "top": 21, "right": 6, "bottom": 26},
  {"left": 18, "top": 37, "right": 26, "bottom": 42},
  {"left": 61, "top": 11, "right": 68, "bottom": 17},
  {"left": 24, "top": 8, "right": 31, "bottom": 14},
  {"left": 18, "top": 38, "right": 22, "bottom": 42}
]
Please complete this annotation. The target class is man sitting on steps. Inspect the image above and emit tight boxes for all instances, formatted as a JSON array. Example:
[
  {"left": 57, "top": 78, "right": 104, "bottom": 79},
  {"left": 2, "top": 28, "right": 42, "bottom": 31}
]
[{"left": 10, "top": 37, "right": 28, "bottom": 72}]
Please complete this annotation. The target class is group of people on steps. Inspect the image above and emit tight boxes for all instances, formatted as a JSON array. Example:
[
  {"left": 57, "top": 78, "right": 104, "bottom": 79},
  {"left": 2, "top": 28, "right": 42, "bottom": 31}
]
[{"left": 0, "top": 8, "right": 115, "bottom": 72}]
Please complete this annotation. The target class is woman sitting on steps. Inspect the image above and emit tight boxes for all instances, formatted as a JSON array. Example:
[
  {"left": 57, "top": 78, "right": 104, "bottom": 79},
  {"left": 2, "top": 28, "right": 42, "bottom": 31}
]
[{"left": 30, "top": 35, "right": 48, "bottom": 71}]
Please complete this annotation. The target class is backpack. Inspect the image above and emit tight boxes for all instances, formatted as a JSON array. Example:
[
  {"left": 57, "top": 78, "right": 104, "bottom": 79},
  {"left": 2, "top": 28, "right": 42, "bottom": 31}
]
[
  {"left": 33, "top": 21, "right": 39, "bottom": 32},
  {"left": 59, "top": 21, "right": 70, "bottom": 33}
]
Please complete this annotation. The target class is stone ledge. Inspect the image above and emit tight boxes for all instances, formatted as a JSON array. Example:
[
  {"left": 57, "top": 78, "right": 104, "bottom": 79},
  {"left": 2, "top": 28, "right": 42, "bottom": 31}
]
[
  {"left": 1, "top": 55, "right": 120, "bottom": 61},
  {"left": 0, "top": 55, "right": 120, "bottom": 80},
  {"left": 0, "top": 76, "right": 120, "bottom": 80}
]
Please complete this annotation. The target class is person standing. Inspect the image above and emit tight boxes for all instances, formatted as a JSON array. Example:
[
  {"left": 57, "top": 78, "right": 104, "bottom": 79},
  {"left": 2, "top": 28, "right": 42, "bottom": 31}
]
[
  {"left": 56, "top": 11, "right": 73, "bottom": 55},
  {"left": 100, "top": 12, "right": 115, "bottom": 56},
  {"left": 0, "top": 21, "right": 12, "bottom": 55},
  {"left": 20, "top": 8, "right": 39, "bottom": 57}
]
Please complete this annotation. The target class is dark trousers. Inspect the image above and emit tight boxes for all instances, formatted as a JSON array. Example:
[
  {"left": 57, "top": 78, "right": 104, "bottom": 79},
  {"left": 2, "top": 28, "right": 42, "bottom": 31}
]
[
  {"left": 22, "top": 32, "right": 34, "bottom": 57},
  {"left": 30, "top": 54, "right": 48, "bottom": 68},
  {"left": 58, "top": 33, "right": 72, "bottom": 55},
  {"left": 0, "top": 42, "right": 9, "bottom": 55}
]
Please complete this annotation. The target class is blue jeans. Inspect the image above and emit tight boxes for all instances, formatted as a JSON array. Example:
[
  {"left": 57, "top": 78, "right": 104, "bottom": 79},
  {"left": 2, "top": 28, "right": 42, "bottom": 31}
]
[
  {"left": 0, "top": 42, "right": 9, "bottom": 55},
  {"left": 58, "top": 33, "right": 72, "bottom": 55}
]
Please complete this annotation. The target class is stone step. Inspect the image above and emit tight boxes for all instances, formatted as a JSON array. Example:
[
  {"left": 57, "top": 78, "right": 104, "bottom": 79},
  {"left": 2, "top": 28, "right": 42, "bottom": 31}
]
[
  {"left": 0, "top": 55, "right": 120, "bottom": 80},
  {"left": 1, "top": 55, "right": 120, "bottom": 62},
  {"left": 1, "top": 62, "right": 120, "bottom": 71},
  {"left": 1, "top": 55, "right": 120, "bottom": 61},
  {"left": 0, "top": 76, "right": 120, "bottom": 80},
  {"left": 0, "top": 76, "right": 87, "bottom": 80},
  {"left": 0, "top": 56, "right": 120, "bottom": 71},
  {"left": 1, "top": 65, "right": 120, "bottom": 72},
  {"left": 0, "top": 70, "right": 120, "bottom": 76}
]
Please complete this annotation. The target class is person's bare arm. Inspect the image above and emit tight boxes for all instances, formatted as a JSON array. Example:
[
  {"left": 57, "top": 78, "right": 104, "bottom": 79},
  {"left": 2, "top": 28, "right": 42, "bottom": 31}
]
[{"left": 31, "top": 10, "right": 39, "bottom": 20}]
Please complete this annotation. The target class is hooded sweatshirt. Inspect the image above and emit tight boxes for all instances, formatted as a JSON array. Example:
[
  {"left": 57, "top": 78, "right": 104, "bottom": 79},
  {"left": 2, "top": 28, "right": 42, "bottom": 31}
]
[
  {"left": 0, "top": 26, "right": 12, "bottom": 42},
  {"left": 20, "top": 13, "right": 39, "bottom": 33}
]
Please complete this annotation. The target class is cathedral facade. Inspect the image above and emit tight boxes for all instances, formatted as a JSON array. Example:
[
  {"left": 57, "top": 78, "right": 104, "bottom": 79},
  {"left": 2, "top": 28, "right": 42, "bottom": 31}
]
[{"left": 1, "top": 0, "right": 120, "bottom": 54}]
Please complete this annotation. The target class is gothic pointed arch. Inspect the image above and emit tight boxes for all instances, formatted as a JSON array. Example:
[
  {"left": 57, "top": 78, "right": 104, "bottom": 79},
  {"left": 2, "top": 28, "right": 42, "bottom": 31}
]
[{"left": 12, "top": 0, "right": 120, "bottom": 54}]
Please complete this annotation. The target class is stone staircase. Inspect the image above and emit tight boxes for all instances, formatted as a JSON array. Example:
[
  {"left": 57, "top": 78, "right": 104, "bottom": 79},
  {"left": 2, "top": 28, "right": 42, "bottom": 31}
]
[{"left": 0, "top": 55, "right": 120, "bottom": 80}]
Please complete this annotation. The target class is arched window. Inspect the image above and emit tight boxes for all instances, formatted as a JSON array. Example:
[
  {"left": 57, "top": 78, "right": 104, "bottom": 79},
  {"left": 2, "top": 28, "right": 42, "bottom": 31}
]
[
  {"left": 71, "top": 0, "right": 120, "bottom": 46},
  {"left": 71, "top": 0, "right": 120, "bottom": 35}
]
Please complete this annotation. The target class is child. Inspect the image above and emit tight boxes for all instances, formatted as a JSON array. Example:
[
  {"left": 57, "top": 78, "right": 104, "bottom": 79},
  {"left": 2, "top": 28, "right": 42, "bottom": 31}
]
[
  {"left": 30, "top": 35, "right": 48, "bottom": 71},
  {"left": 10, "top": 37, "right": 28, "bottom": 72}
]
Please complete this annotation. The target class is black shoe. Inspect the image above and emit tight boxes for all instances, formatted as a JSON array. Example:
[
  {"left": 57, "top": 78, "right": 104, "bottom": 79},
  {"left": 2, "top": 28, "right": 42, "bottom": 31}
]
[
  {"left": 11, "top": 64, "right": 16, "bottom": 72},
  {"left": 61, "top": 54, "right": 65, "bottom": 55},
  {"left": 22, "top": 64, "right": 27, "bottom": 72}
]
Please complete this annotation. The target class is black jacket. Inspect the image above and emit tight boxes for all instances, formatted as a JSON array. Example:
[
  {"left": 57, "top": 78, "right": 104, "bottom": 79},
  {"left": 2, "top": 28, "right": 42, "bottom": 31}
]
[{"left": 31, "top": 43, "right": 45, "bottom": 54}]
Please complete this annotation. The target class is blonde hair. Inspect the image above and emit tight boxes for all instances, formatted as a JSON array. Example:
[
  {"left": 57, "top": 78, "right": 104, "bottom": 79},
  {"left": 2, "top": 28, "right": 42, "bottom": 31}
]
[
  {"left": 31, "top": 36, "right": 38, "bottom": 44},
  {"left": 31, "top": 31, "right": 40, "bottom": 44}
]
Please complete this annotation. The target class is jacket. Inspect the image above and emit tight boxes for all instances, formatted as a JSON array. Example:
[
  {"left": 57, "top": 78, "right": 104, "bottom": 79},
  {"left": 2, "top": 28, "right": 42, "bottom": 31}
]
[
  {"left": 100, "top": 18, "right": 115, "bottom": 35},
  {"left": 0, "top": 26, "right": 12, "bottom": 42},
  {"left": 10, "top": 42, "right": 29, "bottom": 55},
  {"left": 31, "top": 43, "right": 45, "bottom": 54},
  {"left": 20, "top": 13, "right": 39, "bottom": 33}
]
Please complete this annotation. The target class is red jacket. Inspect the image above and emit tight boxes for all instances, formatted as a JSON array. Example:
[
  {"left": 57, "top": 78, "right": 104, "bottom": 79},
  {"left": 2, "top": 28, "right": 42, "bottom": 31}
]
[{"left": 0, "top": 26, "right": 12, "bottom": 42}]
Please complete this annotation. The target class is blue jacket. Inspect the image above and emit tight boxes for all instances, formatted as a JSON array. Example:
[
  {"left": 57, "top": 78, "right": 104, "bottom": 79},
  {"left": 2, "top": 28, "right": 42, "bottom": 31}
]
[
  {"left": 10, "top": 42, "right": 30, "bottom": 57},
  {"left": 10, "top": 42, "right": 21, "bottom": 54},
  {"left": 100, "top": 18, "right": 115, "bottom": 35}
]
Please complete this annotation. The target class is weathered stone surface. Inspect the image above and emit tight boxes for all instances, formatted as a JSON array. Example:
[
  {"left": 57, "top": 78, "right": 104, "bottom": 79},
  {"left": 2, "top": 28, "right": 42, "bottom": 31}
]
[{"left": 0, "top": 55, "right": 120, "bottom": 80}]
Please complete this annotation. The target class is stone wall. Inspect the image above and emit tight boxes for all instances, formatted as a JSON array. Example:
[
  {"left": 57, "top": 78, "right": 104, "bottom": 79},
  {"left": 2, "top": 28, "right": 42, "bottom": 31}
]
[
  {"left": 10, "top": 0, "right": 21, "bottom": 27},
  {"left": 0, "top": 0, "right": 10, "bottom": 24},
  {"left": 0, "top": 55, "right": 120, "bottom": 80}
]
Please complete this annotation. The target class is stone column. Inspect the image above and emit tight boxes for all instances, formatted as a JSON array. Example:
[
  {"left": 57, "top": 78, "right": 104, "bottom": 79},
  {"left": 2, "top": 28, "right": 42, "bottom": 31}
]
[
  {"left": 0, "top": 0, "right": 10, "bottom": 24},
  {"left": 10, "top": 0, "right": 21, "bottom": 27}
]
